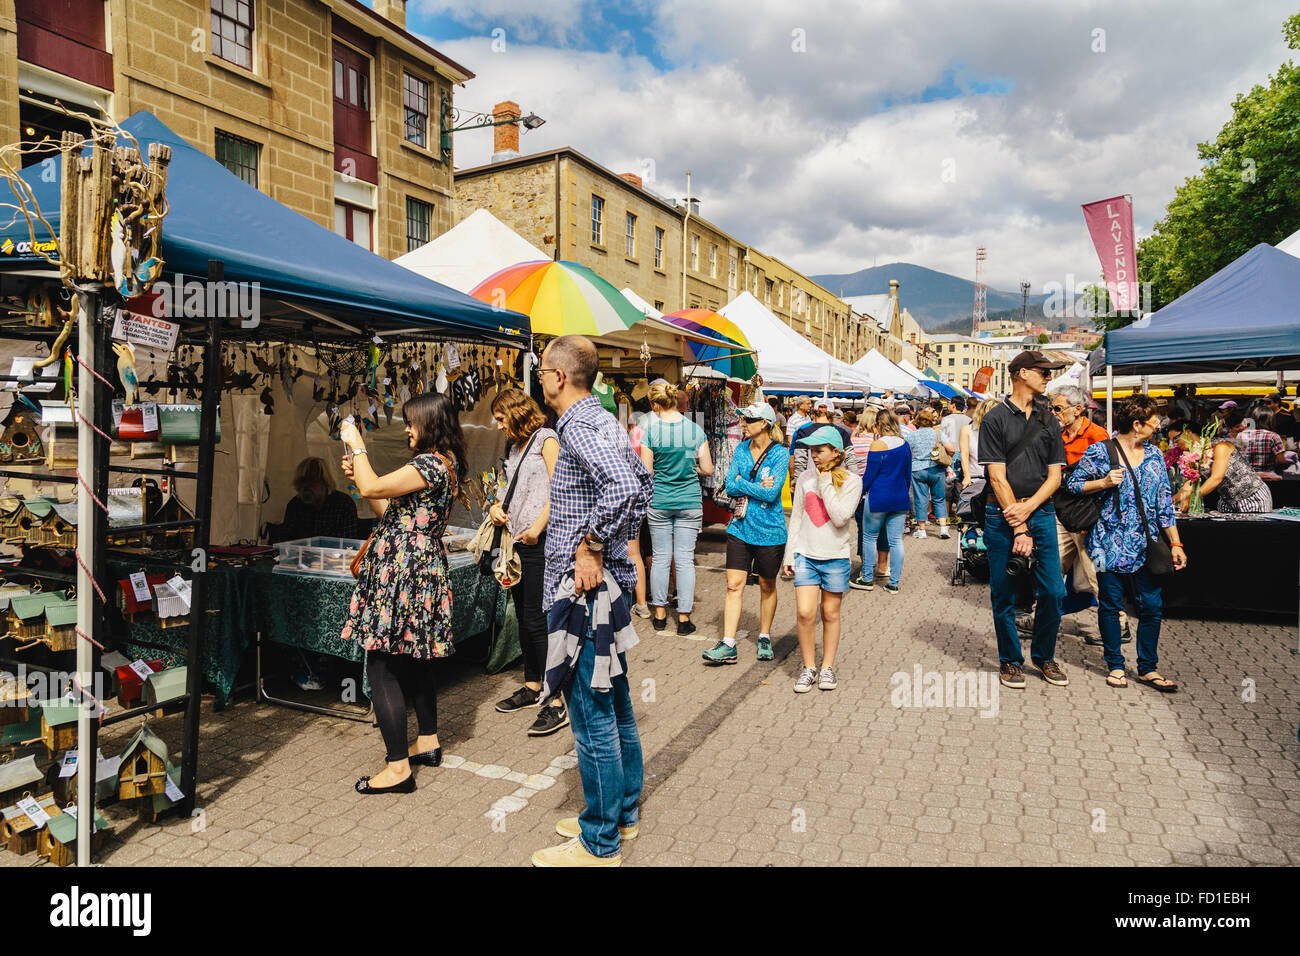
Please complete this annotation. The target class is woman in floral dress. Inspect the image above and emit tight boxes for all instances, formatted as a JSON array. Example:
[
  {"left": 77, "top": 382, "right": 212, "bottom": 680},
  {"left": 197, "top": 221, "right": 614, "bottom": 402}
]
[{"left": 339, "top": 392, "right": 466, "bottom": 795}]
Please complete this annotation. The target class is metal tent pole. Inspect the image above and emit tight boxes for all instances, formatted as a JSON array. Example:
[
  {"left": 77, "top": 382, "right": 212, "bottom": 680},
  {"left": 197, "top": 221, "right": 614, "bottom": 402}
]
[{"left": 1106, "top": 367, "right": 1113, "bottom": 433}]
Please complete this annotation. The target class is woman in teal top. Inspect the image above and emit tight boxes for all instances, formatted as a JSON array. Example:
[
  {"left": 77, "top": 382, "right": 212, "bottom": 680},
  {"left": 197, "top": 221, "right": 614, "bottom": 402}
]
[{"left": 645, "top": 381, "right": 713, "bottom": 635}]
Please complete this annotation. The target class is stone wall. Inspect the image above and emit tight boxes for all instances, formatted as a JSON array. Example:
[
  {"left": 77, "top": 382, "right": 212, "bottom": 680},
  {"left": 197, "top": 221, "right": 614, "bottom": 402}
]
[{"left": 454, "top": 159, "right": 558, "bottom": 252}]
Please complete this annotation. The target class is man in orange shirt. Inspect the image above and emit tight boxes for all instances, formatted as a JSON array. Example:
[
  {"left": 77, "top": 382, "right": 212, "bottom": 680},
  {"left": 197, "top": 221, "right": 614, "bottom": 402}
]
[{"left": 1049, "top": 386, "right": 1127, "bottom": 643}]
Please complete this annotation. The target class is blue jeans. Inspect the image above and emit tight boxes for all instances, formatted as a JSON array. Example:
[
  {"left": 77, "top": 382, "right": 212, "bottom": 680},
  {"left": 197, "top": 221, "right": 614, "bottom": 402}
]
[
  {"left": 1097, "top": 568, "right": 1162, "bottom": 674},
  {"left": 793, "top": 555, "right": 851, "bottom": 592},
  {"left": 985, "top": 501, "right": 1064, "bottom": 666},
  {"left": 911, "top": 464, "right": 948, "bottom": 523},
  {"left": 648, "top": 507, "right": 702, "bottom": 613},
  {"left": 861, "top": 510, "right": 906, "bottom": 586},
  {"left": 567, "top": 609, "right": 643, "bottom": 858}
]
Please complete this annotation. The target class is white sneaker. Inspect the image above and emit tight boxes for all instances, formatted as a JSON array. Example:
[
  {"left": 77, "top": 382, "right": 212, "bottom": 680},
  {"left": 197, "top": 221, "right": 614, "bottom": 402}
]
[
  {"left": 912, "top": 528, "right": 927, "bottom": 540},
  {"left": 818, "top": 666, "right": 837, "bottom": 691},
  {"left": 794, "top": 667, "right": 818, "bottom": 694},
  {"left": 631, "top": 604, "right": 651, "bottom": 619},
  {"left": 938, "top": 527, "right": 951, "bottom": 539}
]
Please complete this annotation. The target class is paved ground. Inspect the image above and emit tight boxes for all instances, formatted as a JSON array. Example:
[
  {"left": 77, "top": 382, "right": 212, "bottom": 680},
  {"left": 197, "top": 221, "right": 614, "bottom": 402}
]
[{"left": 6, "top": 527, "right": 1299, "bottom": 866}]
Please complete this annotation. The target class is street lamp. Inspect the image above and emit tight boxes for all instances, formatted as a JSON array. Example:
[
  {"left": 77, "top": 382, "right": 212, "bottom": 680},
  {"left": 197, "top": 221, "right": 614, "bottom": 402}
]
[{"left": 438, "top": 94, "right": 545, "bottom": 161}]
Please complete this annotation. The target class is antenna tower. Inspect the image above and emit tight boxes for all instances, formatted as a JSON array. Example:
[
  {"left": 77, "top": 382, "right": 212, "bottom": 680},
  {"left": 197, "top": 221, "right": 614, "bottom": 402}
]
[
  {"left": 1019, "top": 281, "right": 1030, "bottom": 327},
  {"left": 972, "top": 247, "right": 987, "bottom": 337}
]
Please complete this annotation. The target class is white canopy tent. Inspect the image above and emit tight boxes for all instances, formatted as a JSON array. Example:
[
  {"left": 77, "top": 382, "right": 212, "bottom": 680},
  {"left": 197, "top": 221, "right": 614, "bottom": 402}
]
[
  {"left": 395, "top": 208, "right": 549, "bottom": 292},
  {"left": 720, "top": 292, "right": 872, "bottom": 393},
  {"left": 852, "top": 348, "right": 922, "bottom": 395},
  {"left": 1277, "top": 227, "right": 1300, "bottom": 259},
  {"left": 1046, "top": 362, "right": 1085, "bottom": 394}
]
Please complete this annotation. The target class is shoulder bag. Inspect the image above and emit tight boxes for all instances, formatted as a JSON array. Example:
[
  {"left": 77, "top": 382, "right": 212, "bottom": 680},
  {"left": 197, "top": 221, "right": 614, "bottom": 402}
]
[
  {"left": 931, "top": 429, "right": 954, "bottom": 467},
  {"left": 730, "top": 440, "right": 775, "bottom": 520},
  {"left": 1113, "top": 440, "right": 1175, "bottom": 577},
  {"left": 474, "top": 432, "right": 541, "bottom": 584},
  {"left": 351, "top": 451, "right": 460, "bottom": 579}
]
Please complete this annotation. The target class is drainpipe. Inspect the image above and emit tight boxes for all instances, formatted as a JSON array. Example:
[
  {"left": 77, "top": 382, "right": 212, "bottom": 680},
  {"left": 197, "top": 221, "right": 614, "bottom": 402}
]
[{"left": 681, "top": 171, "right": 691, "bottom": 311}]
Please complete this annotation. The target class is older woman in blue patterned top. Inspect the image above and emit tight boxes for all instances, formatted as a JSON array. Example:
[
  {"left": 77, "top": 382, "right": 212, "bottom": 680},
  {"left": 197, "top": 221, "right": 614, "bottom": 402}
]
[{"left": 1066, "top": 395, "right": 1186, "bottom": 692}]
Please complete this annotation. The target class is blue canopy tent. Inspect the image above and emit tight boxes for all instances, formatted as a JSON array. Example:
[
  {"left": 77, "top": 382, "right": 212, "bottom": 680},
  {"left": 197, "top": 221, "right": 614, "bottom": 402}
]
[
  {"left": 912, "top": 377, "right": 964, "bottom": 400},
  {"left": 0, "top": 111, "right": 529, "bottom": 344},
  {"left": 1104, "top": 243, "right": 1300, "bottom": 375}
]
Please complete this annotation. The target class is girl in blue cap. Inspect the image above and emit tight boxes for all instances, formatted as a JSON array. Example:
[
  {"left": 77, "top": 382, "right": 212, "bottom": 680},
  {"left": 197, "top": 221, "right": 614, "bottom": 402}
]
[{"left": 782, "top": 426, "right": 862, "bottom": 693}]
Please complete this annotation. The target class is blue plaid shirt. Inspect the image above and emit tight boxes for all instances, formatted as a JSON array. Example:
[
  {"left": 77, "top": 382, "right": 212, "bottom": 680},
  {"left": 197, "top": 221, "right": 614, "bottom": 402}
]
[{"left": 544, "top": 395, "right": 652, "bottom": 610}]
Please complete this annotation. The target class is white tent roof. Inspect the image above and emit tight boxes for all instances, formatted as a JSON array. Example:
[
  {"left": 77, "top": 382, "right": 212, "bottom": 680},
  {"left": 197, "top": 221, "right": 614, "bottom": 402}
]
[
  {"left": 897, "top": 358, "right": 929, "bottom": 379},
  {"left": 1045, "top": 362, "right": 1085, "bottom": 394},
  {"left": 395, "top": 209, "right": 549, "bottom": 293},
  {"left": 1277, "top": 227, "right": 1300, "bottom": 258},
  {"left": 621, "top": 288, "right": 663, "bottom": 320},
  {"left": 720, "top": 292, "right": 871, "bottom": 391},
  {"left": 843, "top": 294, "right": 893, "bottom": 331},
  {"left": 852, "top": 348, "right": 920, "bottom": 394}
]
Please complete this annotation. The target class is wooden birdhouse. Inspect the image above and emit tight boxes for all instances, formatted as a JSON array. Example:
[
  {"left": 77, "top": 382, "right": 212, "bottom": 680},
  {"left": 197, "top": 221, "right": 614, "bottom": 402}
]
[
  {"left": 55, "top": 752, "right": 118, "bottom": 806},
  {"left": 105, "top": 489, "right": 147, "bottom": 546},
  {"left": 3, "top": 496, "right": 57, "bottom": 545},
  {"left": 151, "top": 579, "right": 191, "bottom": 629},
  {"left": 115, "top": 573, "right": 168, "bottom": 623},
  {"left": 1, "top": 793, "right": 61, "bottom": 855},
  {"left": 137, "top": 760, "right": 179, "bottom": 823},
  {"left": 38, "top": 502, "right": 78, "bottom": 548},
  {"left": 0, "top": 671, "right": 33, "bottom": 727},
  {"left": 0, "top": 407, "right": 44, "bottom": 464},
  {"left": 0, "top": 753, "right": 45, "bottom": 806},
  {"left": 1, "top": 714, "right": 42, "bottom": 758},
  {"left": 8, "top": 590, "right": 68, "bottom": 645},
  {"left": 116, "top": 725, "right": 170, "bottom": 800},
  {"left": 144, "top": 666, "right": 186, "bottom": 708},
  {"left": 144, "top": 493, "right": 197, "bottom": 550},
  {"left": 42, "top": 599, "right": 79, "bottom": 653},
  {"left": 114, "top": 659, "right": 163, "bottom": 708},
  {"left": 39, "top": 809, "right": 107, "bottom": 867},
  {"left": 44, "top": 423, "right": 79, "bottom": 470},
  {"left": 39, "top": 699, "right": 79, "bottom": 753}
]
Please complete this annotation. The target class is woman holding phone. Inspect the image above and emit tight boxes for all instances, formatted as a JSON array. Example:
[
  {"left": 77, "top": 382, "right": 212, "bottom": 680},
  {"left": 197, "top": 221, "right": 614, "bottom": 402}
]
[{"left": 339, "top": 393, "right": 466, "bottom": 794}]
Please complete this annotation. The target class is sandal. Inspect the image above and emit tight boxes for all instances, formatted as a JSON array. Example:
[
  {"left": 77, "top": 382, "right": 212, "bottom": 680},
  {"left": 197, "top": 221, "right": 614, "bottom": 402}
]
[
  {"left": 1136, "top": 672, "right": 1178, "bottom": 693},
  {"left": 1105, "top": 670, "right": 1127, "bottom": 688}
]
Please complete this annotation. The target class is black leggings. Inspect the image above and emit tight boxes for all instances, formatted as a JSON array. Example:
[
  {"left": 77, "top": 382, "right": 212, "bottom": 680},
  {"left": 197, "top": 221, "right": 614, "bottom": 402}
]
[
  {"left": 368, "top": 650, "right": 438, "bottom": 763},
  {"left": 513, "top": 533, "right": 548, "bottom": 684}
]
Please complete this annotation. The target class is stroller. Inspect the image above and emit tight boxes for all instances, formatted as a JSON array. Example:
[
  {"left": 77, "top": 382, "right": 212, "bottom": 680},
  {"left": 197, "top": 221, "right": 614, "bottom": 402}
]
[{"left": 950, "top": 479, "right": 990, "bottom": 586}]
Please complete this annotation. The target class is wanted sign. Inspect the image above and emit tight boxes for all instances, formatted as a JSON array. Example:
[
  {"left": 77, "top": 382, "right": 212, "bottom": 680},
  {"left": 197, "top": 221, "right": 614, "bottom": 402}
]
[{"left": 111, "top": 309, "right": 180, "bottom": 353}]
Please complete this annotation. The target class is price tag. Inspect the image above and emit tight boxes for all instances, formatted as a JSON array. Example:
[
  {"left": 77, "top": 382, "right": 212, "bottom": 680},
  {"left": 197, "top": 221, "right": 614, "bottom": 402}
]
[
  {"left": 382, "top": 377, "right": 391, "bottom": 386},
  {"left": 62, "top": 805, "right": 98, "bottom": 832},
  {"left": 111, "top": 400, "right": 124, "bottom": 428},
  {"left": 128, "top": 659, "right": 154, "bottom": 682},
  {"left": 445, "top": 343, "right": 460, "bottom": 370},
  {"left": 98, "top": 753, "right": 120, "bottom": 781},
  {"left": 371, "top": 334, "right": 383, "bottom": 345},
  {"left": 16, "top": 796, "right": 50, "bottom": 828},
  {"left": 368, "top": 404, "right": 377, "bottom": 416},
  {"left": 166, "top": 575, "right": 192, "bottom": 610},
  {"left": 164, "top": 775, "right": 184, "bottom": 802},
  {"left": 129, "top": 573, "right": 152, "bottom": 604},
  {"left": 140, "top": 402, "right": 159, "bottom": 433},
  {"left": 58, "top": 751, "right": 78, "bottom": 778}
]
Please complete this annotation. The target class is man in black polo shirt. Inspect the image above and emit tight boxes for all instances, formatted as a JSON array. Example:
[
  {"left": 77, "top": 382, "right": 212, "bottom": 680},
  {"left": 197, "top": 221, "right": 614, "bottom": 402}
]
[{"left": 978, "top": 351, "right": 1069, "bottom": 690}]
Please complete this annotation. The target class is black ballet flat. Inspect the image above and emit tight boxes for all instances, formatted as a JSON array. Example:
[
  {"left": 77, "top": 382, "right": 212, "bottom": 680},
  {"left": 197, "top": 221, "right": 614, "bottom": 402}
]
[
  {"left": 355, "top": 773, "right": 416, "bottom": 795},
  {"left": 409, "top": 748, "right": 442, "bottom": 767}
]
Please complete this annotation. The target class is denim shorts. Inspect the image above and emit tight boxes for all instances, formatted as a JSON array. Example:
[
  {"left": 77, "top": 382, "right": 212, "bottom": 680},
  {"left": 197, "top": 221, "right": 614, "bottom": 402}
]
[{"left": 793, "top": 555, "right": 851, "bottom": 593}]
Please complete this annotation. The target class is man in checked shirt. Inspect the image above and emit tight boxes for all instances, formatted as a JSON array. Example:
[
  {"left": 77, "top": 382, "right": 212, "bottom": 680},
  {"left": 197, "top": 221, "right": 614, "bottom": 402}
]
[{"left": 532, "top": 335, "right": 652, "bottom": 866}]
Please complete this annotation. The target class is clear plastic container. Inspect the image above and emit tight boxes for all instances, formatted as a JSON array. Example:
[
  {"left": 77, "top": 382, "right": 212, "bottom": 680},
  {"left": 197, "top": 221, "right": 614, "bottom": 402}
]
[
  {"left": 273, "top": 536, "right": 367, "bottom": 577},
  {"left": 442, "top": 525, "right": 478, "bottom": 552}
]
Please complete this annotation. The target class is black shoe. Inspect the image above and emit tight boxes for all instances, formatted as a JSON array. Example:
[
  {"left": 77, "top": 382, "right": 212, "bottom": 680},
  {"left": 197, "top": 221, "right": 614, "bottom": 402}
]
[
  {"left": 355, "top": 773, "right": 415, "bottom": 795},
  {"left": 496, "top": 686, "right": 540, "bottom": 713},
  {"left": 1083, "top": 634, "right": 1104, "bottom": 646},
  {"left": 528, "top": 704, "right": 570, "bottom": 737},
  {"left": 651, "top": 615, "right": 667, "bottom": 632},
  {"left": 1121, "top": 625, "right": 1132, "bottom": 644},
  {"left": 409, "top": 747, "right": 442, "bottom": 767},
  {"left": 676, "top": 620, "right": 697, "bottom": 637}
]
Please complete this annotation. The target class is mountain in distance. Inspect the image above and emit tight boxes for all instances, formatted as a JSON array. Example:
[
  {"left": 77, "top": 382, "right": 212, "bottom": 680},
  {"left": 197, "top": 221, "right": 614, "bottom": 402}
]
[{"left": 811, "top": 261, "right": 1052, "bottom": 330}]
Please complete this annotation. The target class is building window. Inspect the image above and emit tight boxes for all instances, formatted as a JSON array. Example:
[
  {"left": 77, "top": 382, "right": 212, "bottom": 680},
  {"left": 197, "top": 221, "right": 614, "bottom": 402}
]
[
  {"left": 764, "top": 278, "right": 773, "bottom": 304},
  {"left": 214, "top": 130, "right": 259, "bottom": 187},
  {"left": 690, "top": 235, "right": 699, "bottom": 271},
  {"left": 405, "top": 197, "right": 432, "bottom": 253},
  {"left": 709, "top": 244, "right": 717, "bottom": 278},
  {"left": 334, "top": 201, "right": 372, "bottom": 251},
  {"left": 403, "top": 73, "right": 429, "bottom": 147},
  {"left": 211, "top": 0, "right": 254, "bottom": 69},
  {"left": 948, "top": 357, "right": 955, "bottom": 367},
  {"left": 653, "top": 227, "right": 664, "bottom": 269},
  {"left": 729, "top": 255, "right": 737, "bottom": 286},
  {"left": 963, "top": 357, "right": 970, "bottom": 365},
  {"left": 653, "top": 299, "right": 664, "bottom": 311},
  {"left": 590, "top": 195, "right": 604, "bottom": 244},
  {"left": 625, "top": 212, "right": 636, "bottom": 258}
]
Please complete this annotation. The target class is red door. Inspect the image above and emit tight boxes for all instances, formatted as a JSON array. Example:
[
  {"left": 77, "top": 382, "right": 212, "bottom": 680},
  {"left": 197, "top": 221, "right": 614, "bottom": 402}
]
[{"left": 332, "top": 41, "right": 376, "bottom": 183}]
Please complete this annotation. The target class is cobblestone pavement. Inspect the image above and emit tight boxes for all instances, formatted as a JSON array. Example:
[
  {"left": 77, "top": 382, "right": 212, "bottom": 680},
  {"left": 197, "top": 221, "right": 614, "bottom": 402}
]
[{"left": 7, "top": 528, "right": 1298, "bottom": 866}]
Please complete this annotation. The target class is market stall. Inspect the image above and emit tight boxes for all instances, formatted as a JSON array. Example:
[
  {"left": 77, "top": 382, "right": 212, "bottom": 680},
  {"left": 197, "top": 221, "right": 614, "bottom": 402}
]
[{"left": 0, "top": 111, "right": 530, "bottom": 863}]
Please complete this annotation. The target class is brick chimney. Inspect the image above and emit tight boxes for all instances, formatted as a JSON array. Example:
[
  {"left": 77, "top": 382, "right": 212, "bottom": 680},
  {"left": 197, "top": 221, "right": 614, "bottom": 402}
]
[
  {"left": 619, "top": 173, "right": 643, "bottom": 189},
  {"left": 492, "top": 101, "right": 521, "bottom": 161},
  {"left": 373, "top": 0, "right": 407, "bottom": 30}
]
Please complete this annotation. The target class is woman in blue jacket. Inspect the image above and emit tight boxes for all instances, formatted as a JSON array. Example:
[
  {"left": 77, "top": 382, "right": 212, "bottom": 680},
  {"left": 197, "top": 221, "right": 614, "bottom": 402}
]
[
  {"left": 703, "top": 402, "right": 791, "bottom": 666},
  {"left": 857, "top": 409, "right": 913, "bottom": 592}
]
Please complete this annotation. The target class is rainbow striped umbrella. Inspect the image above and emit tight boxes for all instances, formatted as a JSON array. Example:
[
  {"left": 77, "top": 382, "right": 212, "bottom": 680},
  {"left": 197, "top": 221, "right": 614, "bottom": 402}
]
[
  {"left": 468, "top": 260, "right": 644, "bottom": 337},
  {"left": 661, "top": 308, "right": 757, "bottom": 380}
]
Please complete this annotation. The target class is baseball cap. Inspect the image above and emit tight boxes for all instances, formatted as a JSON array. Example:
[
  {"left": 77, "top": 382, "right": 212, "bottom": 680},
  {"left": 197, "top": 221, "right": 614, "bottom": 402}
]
[
  {"left": 814, "top": 399, "right": 835, "bottom": 412},
  {"left": 1008, "top": 350, "right": 1066, "bottom": 375},
  {"left": 797, "top": 425, "right": 845, "bottom": 451},
  {"left": 738, "top": 402, "right": 776, "bottom": 424},
  {"left": 1218, "top": 400, "right": 1238, "bottom": 410}
]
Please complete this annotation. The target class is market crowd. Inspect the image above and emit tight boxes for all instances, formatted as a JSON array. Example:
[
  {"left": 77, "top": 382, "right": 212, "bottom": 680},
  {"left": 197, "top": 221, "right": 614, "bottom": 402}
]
[{"left": 326, "top": 334, "right": 1296, "bottom": 866}]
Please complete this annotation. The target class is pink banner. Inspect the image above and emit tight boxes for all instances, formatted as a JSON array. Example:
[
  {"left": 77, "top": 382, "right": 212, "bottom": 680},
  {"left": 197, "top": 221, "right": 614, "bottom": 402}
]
[{"left": 1081, "top": 195, "right": 1138, "bottom": 312}]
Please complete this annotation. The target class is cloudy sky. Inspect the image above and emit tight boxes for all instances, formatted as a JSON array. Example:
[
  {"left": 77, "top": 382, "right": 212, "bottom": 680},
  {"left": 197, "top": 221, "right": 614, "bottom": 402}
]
[{"left": 389, "top": 0, "right": 1295, "bottom": 294}]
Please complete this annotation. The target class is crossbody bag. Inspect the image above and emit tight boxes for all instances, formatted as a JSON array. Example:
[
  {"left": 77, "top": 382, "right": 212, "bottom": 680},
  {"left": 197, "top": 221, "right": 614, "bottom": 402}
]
[
  {"left": 476, "top": 430, "right": 542, "bottom": 581},
  {"left": 1112, "top": 439, "right": 1175, "bottom": 577},
  {"left": 730, "top": 441, "right": 775, "bottom": 520}
]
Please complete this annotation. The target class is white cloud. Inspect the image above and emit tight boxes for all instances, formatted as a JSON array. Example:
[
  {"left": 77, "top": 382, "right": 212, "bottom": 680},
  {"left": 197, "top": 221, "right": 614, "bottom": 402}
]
[{"left": 420, "top": 0, "right": 1295, "bottom": 295}]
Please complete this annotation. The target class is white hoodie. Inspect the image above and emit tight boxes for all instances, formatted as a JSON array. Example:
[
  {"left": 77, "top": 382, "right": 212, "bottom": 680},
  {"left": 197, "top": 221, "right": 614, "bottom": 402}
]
[{"left": 783, "top": 467, "right": 863, "bottom": 565}]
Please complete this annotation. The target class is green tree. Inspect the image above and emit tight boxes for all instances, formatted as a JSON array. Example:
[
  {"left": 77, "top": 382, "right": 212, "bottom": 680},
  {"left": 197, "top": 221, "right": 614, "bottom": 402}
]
[
  {"left": 1037, "top": 332, "right": 1050, "bottom": 344},
  {"left": 1135, "top": 12, "right": 1300, "bottom": 314}
]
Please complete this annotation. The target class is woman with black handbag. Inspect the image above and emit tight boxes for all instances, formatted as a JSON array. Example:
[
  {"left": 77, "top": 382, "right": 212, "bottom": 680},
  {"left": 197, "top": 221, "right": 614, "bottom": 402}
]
[
  {"left": 488, "top": 388, "right": 567, "bottom": 736},
  {"left": 1066, "top": 395, "right": 1186, "bottom": 692}
]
